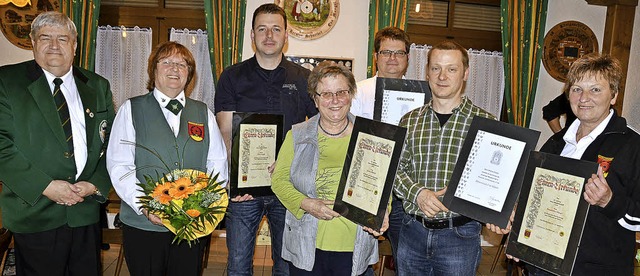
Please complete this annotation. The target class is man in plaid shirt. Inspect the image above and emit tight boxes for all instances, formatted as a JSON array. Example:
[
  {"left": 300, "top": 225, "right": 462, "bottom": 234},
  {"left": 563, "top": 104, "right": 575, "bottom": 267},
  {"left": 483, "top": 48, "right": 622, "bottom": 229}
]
[{"left": 393, "top": 40, "right": 496, "bottom": 275}]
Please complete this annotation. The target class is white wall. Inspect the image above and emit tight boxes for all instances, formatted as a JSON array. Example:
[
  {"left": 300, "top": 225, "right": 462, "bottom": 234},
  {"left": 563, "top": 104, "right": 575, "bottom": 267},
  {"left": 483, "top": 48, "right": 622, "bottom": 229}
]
[
  {"left": 623, "top": 6, "right": 640, "bottom": 132},
  {"left": 0, "top": 35, "right": 32, "bottom": 66},
  {"left": 242, "top": 0, "right": 370, "bottom": 82},
  {"left": 531, "top": 0, "right": 640, "bottom": 147}
]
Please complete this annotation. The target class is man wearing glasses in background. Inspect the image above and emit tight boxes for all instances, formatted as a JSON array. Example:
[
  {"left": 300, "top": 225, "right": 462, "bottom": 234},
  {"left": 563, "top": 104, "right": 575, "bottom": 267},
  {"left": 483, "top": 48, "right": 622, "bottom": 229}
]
[{"left": 349, "top": 26, "right": 412, "bottom": 271}]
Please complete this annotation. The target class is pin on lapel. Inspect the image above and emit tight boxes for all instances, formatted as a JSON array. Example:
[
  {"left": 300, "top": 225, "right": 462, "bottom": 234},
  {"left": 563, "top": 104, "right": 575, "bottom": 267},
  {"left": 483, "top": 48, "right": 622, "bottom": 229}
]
[{"left": 86, "top": 108, "right": 94, "bottom": 118}]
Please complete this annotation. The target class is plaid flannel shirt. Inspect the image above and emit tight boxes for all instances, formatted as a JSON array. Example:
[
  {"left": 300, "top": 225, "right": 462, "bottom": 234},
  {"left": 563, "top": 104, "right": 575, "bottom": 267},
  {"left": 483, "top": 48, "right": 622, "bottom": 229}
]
[{"left": 394, "top": 96, "right": 496, "bottom": 219}]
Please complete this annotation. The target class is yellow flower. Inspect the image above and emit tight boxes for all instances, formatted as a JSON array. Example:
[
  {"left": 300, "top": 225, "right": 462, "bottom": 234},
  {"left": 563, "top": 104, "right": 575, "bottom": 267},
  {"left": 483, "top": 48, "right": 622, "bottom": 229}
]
[
  {"left": 169, "top": 177, "right": 195, "bottom": 199},
  {"left": 172, "top": 199, "right": 184, "bottom": 207},
  {"left": 186, "top": 209, "right": 201, "bottom": 217},
  {"left": 152, "top": 182, "right": 173, "bottom": 204}
]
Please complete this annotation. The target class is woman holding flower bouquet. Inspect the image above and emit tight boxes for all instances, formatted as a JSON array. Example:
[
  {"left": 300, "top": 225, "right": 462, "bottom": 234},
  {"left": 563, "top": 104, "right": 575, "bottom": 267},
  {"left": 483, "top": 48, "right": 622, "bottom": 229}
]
[
  {"left": 107, "top": 41, "right": 228, "bottom": 276},
  {"left": 271, "top": 62, "right": 388, "bottom": 276}
]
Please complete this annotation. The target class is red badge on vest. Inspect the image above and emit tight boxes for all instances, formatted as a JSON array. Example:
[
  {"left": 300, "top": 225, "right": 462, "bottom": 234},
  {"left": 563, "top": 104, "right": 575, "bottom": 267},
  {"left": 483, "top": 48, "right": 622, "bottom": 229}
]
[
  {"left": 188, "top": 122, "right": 205, "bottom": 142},
  {"left": 597, "top": 155, "right": 613, "bottom": 177}
]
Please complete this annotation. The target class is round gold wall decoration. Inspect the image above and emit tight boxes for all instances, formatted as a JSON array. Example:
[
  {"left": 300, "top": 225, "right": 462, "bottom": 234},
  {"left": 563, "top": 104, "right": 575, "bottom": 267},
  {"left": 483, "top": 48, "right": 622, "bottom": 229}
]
[
  {"left": 542, "top": 21, "right": 599, "bottom": 82},
  {"left": 0, "top": 0, "right": 60, "bottom": 50},
  {"left": 276, "top": 0, "right": 339, "bottom": 40}
]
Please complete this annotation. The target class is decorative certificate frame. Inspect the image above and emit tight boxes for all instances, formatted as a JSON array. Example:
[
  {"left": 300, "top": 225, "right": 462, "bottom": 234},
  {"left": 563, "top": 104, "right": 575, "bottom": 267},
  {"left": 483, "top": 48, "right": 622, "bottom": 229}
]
[
  {"left": 373, "top": 78, "right": 431, "bottom": 126},
  {"left": 443, "top": 116, "right": 540, "bottom": 228},
  {"left": 230, "top": 113, "right": 284, "bottom": 197},
  {"left": 506, "top": 151, "right": 597, "bottom": 276},
  {"left": 333, "top": 117, "right": 407, "bottom": 230}
]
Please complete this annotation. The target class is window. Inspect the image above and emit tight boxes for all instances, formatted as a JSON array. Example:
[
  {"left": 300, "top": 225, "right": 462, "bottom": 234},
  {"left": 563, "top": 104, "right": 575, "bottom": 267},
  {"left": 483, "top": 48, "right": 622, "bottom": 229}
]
[
  {"left": 407, "top": 0, "right": 502, "bottom": 51},
  {"left": 99, "top": 0, "right": 206, "bottom": 46}
]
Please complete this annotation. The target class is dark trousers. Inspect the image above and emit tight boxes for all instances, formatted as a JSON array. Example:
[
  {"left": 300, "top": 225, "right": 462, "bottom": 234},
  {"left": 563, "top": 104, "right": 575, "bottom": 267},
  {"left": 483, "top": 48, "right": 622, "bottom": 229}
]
[
  {"left": 13, "top": 223, "right": 101, "bottom": 276},
  {"left": 122, "top": 225, "right": 205, "bottom": 276},
  {"left": 288, "top": 249, "right": 374, "bottom": 276}
]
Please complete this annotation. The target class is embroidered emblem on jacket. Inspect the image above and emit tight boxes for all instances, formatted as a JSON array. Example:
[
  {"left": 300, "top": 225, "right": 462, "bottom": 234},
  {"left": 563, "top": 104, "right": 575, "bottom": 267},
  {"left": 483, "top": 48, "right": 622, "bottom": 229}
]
[
  {"left": 282, "top": 83, "right": 298, "bottom": 90},
  {"left": 597, "top": 155, "right": 613, "bottom": 177},
  {"left": 99, "top": 120, "right": 108, "bottom": 143},
  {"left": 188, "top": 122, "right": 205, "bottom": 142}
]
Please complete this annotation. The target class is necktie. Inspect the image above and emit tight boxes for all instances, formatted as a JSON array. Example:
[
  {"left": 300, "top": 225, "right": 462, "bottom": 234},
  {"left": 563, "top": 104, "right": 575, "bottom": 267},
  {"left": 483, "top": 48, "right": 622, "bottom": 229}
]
[
  {"left": 166, "top": 99, "right": 183, "bottom": 115},
  {"left": 52, "top": 78, "right": 74, "bottom": 154}
]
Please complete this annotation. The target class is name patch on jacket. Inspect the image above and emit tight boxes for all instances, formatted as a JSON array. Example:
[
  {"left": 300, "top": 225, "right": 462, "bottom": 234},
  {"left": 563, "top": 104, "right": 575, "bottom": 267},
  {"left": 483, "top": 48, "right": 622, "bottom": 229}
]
[
  {"left": 597, "top": 155, "right": 613, "bottom": 177},
  {"left": 282, "top": 83, "right": 298, "bottom": 91},
  {"left": 188, "top": 122, "right": 205, "bottom": 142}
]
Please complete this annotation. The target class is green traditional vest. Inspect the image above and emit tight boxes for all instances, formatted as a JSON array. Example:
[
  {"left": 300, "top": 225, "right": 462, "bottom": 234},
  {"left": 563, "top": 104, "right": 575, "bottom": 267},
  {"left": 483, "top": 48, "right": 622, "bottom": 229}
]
[{"left": 119, "top": 92, "right": 210, "bottom": 232}]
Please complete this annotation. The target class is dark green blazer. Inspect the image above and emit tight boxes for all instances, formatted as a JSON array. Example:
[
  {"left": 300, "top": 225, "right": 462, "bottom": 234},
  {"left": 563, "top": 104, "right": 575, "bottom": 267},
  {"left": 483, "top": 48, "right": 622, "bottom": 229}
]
[{"left": 0, "top": 60, "right": 115, "bottom": 233}]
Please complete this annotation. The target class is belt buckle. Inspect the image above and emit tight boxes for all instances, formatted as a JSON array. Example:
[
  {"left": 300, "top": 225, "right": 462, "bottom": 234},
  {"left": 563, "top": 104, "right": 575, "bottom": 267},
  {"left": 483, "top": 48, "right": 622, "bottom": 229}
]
[{"left": 419, "top": 216, "right": 450, "bottom": 229}]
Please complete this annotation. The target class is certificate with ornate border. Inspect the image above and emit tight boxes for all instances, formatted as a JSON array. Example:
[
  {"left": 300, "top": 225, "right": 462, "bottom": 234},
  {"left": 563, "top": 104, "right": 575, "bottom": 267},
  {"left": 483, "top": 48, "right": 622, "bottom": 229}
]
[
  {"left": 230, "top": 113, "right": 284, "bottom": 197},
  {"left": 443, "top": 116, "right": 540, "bottom": 228},
  {"left": 506, "top": 151, "right": 597, "bottom": 276},
  {"left": 373, "top": 78, "right": 431, "bottom": 126},
  {"left": 333, "top": 117, "right": 407, "bottom": 230}
]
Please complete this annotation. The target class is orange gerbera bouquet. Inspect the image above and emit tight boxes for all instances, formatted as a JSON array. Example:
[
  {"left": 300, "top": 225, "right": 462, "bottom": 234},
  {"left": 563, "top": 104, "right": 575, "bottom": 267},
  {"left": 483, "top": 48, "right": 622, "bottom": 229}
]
[{"left": 137, "top": 168, "right": 228, "bottom": 245}]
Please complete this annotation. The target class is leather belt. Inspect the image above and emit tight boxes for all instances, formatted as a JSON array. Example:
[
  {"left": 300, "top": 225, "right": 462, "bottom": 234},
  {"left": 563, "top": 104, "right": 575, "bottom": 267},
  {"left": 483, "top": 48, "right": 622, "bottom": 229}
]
[{"left": 412, "top": 215, "right": 473, "bottom": 229}]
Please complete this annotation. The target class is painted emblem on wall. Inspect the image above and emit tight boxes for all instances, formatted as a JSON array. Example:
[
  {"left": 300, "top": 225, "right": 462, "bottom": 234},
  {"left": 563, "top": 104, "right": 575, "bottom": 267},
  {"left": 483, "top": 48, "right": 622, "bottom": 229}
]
[
  {"left": 275, "top": 0, "right": 339, "bottom": 40},
  {"left": 0, "top": 0, "right": 59, "bottom": 50},
  {"left": 542, "top": 21, "right": 599, "bottom": 82}
]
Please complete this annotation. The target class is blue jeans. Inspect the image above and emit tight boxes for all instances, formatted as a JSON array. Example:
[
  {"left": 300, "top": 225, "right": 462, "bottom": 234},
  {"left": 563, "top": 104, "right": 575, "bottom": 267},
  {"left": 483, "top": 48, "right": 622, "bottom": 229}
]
[
  {"left": 226, "top": 195, "right": 288, "bottom": 276},
  {"left": 385, "top": 194, "right": 404, "bottom": 263},
  {"left": 396, "top": 215, "right": 481, "bottom": 276}
]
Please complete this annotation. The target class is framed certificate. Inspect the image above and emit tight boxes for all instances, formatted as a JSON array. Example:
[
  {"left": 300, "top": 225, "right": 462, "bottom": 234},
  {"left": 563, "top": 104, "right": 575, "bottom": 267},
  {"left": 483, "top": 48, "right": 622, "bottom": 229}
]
[
  {"left": 230, "top": 113, "right": 284, "bottom": 197},
  {"left": 443, "top": 116, "right": 540, "bottom": 228},
  {"left": 506, "top": 151, "right": 597, "bottom": 276},
  {"left": 333, "top": 117, "right": 407, "bottom": 230},
  {"left": 373, "top": 77, "right": 431, "bottom": 125}
]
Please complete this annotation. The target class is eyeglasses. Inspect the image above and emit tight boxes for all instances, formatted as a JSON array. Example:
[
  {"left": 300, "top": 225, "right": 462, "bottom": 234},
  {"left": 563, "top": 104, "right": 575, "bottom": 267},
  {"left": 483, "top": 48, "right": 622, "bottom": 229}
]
[
  {"left": 315, "top": 90, "right": 350, "bottom": 101},
  {"left": 378, "top": 50, "right": 408, "bottom": 58},
  {"left": 158, "top": 60, "right": 189, "bottom": 71}
]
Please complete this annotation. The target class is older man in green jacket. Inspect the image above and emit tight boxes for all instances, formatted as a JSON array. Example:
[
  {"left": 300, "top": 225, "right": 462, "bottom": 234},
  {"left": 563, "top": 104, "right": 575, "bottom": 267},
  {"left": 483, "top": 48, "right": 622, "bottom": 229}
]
[{"left": 0, "top": 11, "right": 114, "bottom": 276}]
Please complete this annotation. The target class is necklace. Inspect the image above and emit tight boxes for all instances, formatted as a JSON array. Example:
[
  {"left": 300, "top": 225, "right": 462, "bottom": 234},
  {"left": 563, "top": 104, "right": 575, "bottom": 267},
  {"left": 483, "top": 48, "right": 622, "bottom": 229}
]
[{"left": 319, "top": 119, "right": 349, "bottom": 137}]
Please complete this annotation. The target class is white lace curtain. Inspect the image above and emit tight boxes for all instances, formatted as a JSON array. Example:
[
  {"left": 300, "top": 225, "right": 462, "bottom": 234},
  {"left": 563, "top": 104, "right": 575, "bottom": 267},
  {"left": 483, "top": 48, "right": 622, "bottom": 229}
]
[
  {"left": 406, "top": 44, "right": 505, "bottom": 118},
  {"left": 95, "top": 26, "right": 152, "bottom": 111},
  {"left": 170, "top": 28, "right": 216, "bottom": 111}
]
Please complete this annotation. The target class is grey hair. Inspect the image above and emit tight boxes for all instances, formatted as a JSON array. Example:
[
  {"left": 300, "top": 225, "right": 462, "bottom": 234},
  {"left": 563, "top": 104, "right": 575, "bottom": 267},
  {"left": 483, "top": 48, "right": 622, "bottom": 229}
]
[{"left": 30, "top": 11, "right": 78, "bottom": 40}]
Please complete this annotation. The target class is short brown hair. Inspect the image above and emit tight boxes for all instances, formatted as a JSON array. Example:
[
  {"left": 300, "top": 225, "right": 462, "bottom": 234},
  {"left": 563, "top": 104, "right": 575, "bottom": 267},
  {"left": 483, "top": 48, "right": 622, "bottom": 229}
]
[
  {"left": 428, "top": 40, "right": 469, "bottom": 69},
  {"left": 307, "top": 61, "right": 356, "bottom": 99},
  {"left": 252, "top": 3, "right": 287, "bottom": 30},
  {"left": 563, "top": 53, "right": 622, "bottom": 98},
  {"left": 374, "top": 27, "right": 410, "bottom": 53},
  {"left": 146, "top": 41, "right": 196, "bottom": 91}
]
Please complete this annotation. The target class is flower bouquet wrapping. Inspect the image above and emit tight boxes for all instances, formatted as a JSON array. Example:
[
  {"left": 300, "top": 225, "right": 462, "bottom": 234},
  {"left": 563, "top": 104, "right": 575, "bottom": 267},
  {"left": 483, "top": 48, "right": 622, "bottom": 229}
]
[{"left": 137, "top": 168, "right": 228, "bottom": 245}]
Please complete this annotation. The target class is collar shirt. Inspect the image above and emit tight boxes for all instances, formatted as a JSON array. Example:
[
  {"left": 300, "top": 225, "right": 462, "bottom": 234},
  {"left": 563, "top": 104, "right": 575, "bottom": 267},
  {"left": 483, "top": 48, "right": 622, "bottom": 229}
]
[
  {"left": 153, "top": 89, "right": 186, "bottom": 137},
  {"left": 214, "top": 55, "right": 317, "bottom": 133},
  {"left": 561, "top": 109, "right": 613, "bottom": 159},
  {"left": 351, "top": 75, "right": 378, "bottom": 120},
  {"left": 107, "top": 92, "right": 228, "bottom": 215},
  {"left": 394, "top": 97, "right": 496, "bottom": 219},
  {"left": 43, "top": 69, "right": 87, "bottom": 179}
]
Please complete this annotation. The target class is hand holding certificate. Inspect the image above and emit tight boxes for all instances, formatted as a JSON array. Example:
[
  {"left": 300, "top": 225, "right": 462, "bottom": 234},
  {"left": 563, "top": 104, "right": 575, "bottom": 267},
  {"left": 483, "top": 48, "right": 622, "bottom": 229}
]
[
  {"left": 506, "top": 151, "right": 597, "bottom": 276},
  {"left": 333, "top": 117, "right": 406, "bottom": 230},
  {"left": 230, "top": 113, "right": 284, "bottom": 197},
  {"left": 443, "top": 116, "right": 540, "bottom": 229}
]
